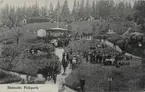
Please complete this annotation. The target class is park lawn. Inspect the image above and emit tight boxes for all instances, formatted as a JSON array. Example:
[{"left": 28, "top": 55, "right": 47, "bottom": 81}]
[{"left": 65, "top": 62, "right": 143, "bottom": 92}]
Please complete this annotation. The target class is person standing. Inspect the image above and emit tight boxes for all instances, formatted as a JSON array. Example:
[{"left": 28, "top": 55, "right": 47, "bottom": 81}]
[
  {"left": 21, "top": 79, "right": 25, "bottom": 84},
  {"left": 86, "top": 53, "right": 89, "bottom": 63},
  {"left": 99, "top": 53, "right": 103, "bottom": 64},
  {"left": 113, "top": 42, "right": 116, "bottom": 49},
  {"left": 90, "top": 52, "right": 93, "bottom": 63},
  {"left": 80, "top": 76, "right": 85, "bottom": 92},
  {"left": 62, "top": 56, "right": 68, "bottom": 75},
  {"left": 52, "top": 71, "right": 57, "bottom": 84},
  {"left": 26, "top": 75, "right": 29, "bottom": 83},
  {"left": 69, "top": 52, "right": 73, "bottom": 69},
  {"left": 96, "top": 53, "right": 99, "bottom": 63},
  {"left": 102, "top": 53, "right": 106, "bottom": 65},
  {"left": 52, "top": 63, "right": 58, "bottom": 84}
]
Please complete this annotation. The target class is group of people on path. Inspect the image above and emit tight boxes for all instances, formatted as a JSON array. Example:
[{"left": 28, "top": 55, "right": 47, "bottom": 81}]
[
  {"left": 62, "top": 49, "right": 86, "bottom": 92},
  {"left": 62, "top": 49, "right": 79, "bottom": 74}
]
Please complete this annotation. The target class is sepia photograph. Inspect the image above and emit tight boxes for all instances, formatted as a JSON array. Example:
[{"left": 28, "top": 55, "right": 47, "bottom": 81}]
[{"left": 0, "top": 0, "right": 144, "bottom": 92}]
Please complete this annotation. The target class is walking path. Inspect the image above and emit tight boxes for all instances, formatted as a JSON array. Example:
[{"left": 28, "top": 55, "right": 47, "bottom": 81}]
[{"left": 45, "top": 48, "right": 73, "bottom": 92}]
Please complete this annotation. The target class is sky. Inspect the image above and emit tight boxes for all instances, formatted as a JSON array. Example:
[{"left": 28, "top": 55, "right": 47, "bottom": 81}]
[{"left": 0, "top": 0, "right": 136, "bottom": 10}]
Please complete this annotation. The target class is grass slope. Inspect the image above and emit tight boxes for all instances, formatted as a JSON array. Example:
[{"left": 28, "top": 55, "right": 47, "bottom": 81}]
[
  {"left": 0, "top": 26, "right": 58, "bottom": 76},
  {"left": 66, "top": 62, "right": 143, "bottom": 92}
]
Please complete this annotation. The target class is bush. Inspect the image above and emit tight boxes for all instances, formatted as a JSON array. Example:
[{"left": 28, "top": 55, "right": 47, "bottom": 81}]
[
  {"left": 138, "top": 74, "right": 145, "bottom": 88},
  {"left": 108, "top": 35, "right": 123, "bottom": 44},
  {"left": 1, "top": 46, "right": 20, "bottom": 59},
  {"left": 2, "top": 40, "right": 14, "bottom": 44}
]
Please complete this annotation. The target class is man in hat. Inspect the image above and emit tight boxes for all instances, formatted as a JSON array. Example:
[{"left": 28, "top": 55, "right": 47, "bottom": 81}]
[{"left": 80, "top": 76, "right": 85, "bottom": 92}]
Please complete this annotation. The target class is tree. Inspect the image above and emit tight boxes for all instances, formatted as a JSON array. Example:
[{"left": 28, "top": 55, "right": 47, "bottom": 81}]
[
  {"left": 91, "top": 1, "right": 96, "bottom": 18},
  {"left": 98, "top": 1, "right": 111, "bottom": 17},
  {"left": 84, "top": 0, "right": 91, "bottom": 19},
  {"left": 40, "top": 6, "right": 47, "bottom": 16},
  {"left": 76, "top": 1, "right": 80, "bottom": 20},
  {"left": 25, "top": 6, "right": 33, "bottom": 17},
  {"left": 1, "top": 4, "right": 10, "bottom": 27},
  {"left": 96, "top": 1, "right": 99, "bottom": 17},
  {"left": 32, "top": 2, "right": 40, "bottom": 17},
  {"left": 117, "top": 2, "right": 125, "bottom": 18},
  {"left": 9, "top": 6, "right": 16, "bottom": 27},
  {"left": 132, "top": 1, "right": 145, "bottom": 32},
  {"left": 48, "top": 1, "right": 54, "bottom": 19},
  {"left": 72, "top": 0, "right": 77, "bottom": 21},
  {"left": 123, "top": 2, "right": 133, "bottom": 19},
  {"left": 79, "top": 0, "right": 85, "bottom": 19},
  {"left": 61, "top": 0, "right": 70, "bottom": 22},
  {"left": 109, "top": 0, "right": 115, "bottom": 16},
  {"left": 54, "top": 1, "right": 61, "bottom": 21}
]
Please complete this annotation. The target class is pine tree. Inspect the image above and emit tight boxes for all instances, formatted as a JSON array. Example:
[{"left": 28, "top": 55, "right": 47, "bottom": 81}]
[
  {"left": 40, "top": 6, "right": 47, "bottom": 16},
  {"left": 84, "top": 0, "right": 91, "bottom": 19},
  {"left": 40, "top": 0, "right": 48, "bottom": 17},
  {"left": 32, "top": 1, "right": 40, "bottom": 17},
  {"left": 79, "top": 0, "right": 85, "bottom": 19},
  {"left": 25, "top": 6, "right": 33, "bottom": 17},
  {"left": 9, "top": 6, "right": 16, "bottom": 27},
  {"left": 99, "top": 0, "right": 110, "bottom": 17},
  {"left": 76, "top": 1, "right": 80, "bottom": 20},
  {"left": 1, "top": 4, "right": 10, "bottom": 21},
  {"left": 91, "top": 1, "right": 96, "bottom": 18},
  {"left": 72, "top": 0, "right": 77, "bottom": 21},
  {"left": 109, "top": 0, "right": 115, "bottom": 16},
  {"left": 117, "top": 2, "right": 125, "bottom": 18},
  {"left": 96, "top": 1, "right": 99, "bottom": 17},
  {"left": 61, "top": 0, "right": 70, "bottom": 22},
  {"left": 54, "top": 0, "right": 61, "bottom": 21},
  {"left": 1, "top": 5, "right": 13, "bottom": 27},
  {"left": 48, "top": 1, "right": 54, "bottom": 19},
  {"left": 133, "top": 1, "right": 138, "bottom": 9}
]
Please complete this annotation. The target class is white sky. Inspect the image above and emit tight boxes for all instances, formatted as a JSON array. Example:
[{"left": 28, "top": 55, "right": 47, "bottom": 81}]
[{"left": 0, "top": 0, "right": 136, "bottom": 10}]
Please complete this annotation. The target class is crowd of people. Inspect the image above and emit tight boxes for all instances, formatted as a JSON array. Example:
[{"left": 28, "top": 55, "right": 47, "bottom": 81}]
[
  {"left": 52, "top": 38, "right": 70, "bottom": 48},
  {"left": 20, "top": 62, "right": 60, "bottom": 84},
  {"left": 62, "top": 49, "right": 80, "bottom": 74},
  {"left": 83, "top": 50, "right": 122, "bottom": 66}
]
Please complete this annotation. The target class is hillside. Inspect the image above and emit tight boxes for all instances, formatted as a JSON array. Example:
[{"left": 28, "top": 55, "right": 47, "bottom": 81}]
[{"left": 0, "top": 26, "right": 58, "bottom": 76}]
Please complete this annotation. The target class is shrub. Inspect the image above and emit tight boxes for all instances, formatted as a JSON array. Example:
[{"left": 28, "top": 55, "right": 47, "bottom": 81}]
[
  {"left": 2, "top": 40, "right": 14, "bottom": 44},
  {"left": 108, "top": 35, "right": 122, "bottom": 44},
  {"left": 138, "top": 74, "right": 145, "bottom": 88},
  {"left": 1, "top": 46, "right": 20, "bottom": 59}
]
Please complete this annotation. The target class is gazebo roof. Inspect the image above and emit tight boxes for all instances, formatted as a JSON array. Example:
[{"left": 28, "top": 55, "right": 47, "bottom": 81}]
[{"left": 49, "top": 27, "right": 68, "bottom": 31}]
